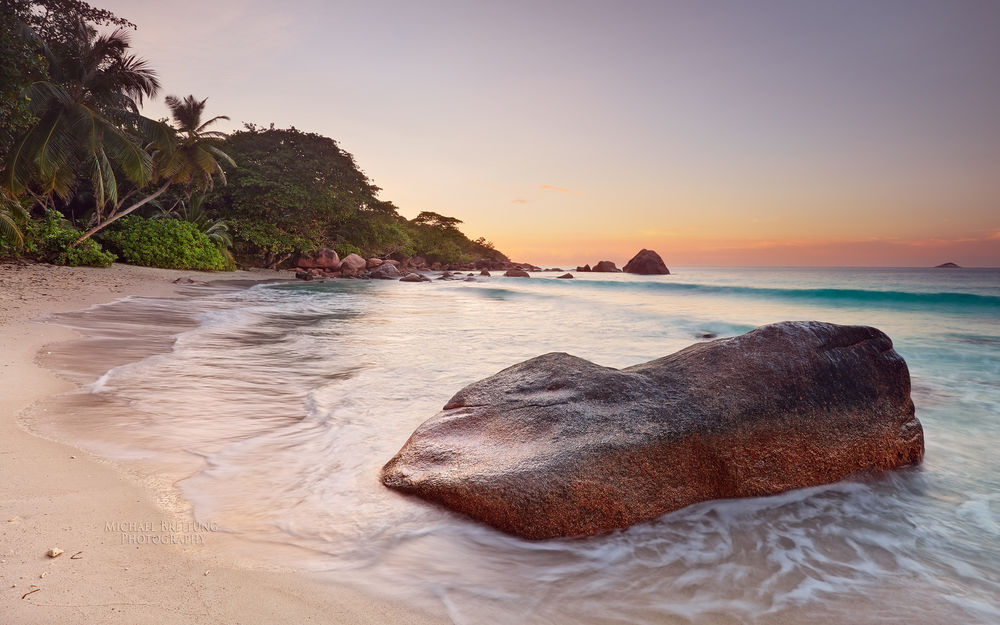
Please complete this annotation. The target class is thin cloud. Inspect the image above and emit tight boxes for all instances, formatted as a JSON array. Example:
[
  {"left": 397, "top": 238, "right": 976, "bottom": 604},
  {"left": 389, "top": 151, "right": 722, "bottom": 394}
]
[
  {"left": 511, "top": 198, "right": 528, "bottom": 204},
  {"left": 537, "top": 184, "right": 574, "bottom": 193}
]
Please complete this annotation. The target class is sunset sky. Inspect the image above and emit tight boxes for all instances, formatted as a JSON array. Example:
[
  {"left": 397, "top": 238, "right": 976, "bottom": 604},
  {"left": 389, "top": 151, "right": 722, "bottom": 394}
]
[{"left": 99, "top": 0, "right": 1000, "bottom": 266}]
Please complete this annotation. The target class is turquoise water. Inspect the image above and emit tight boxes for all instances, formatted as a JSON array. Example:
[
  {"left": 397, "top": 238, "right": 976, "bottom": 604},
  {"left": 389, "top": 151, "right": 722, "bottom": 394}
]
[{"left": 41, "top": 267, "right": 1000, "bottom": 624}]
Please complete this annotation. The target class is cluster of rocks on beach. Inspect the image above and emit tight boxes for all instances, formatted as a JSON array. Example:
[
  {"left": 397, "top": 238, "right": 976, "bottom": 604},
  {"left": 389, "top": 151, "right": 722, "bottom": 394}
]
[{"left": 293, "top": 248, "right": 672, "bottom": 282}]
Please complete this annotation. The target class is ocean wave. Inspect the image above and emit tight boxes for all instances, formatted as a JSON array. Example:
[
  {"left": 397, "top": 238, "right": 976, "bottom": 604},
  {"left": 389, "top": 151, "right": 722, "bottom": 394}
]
[{"left": 571, "top": 279, "right": 1000, "bottom": 311}]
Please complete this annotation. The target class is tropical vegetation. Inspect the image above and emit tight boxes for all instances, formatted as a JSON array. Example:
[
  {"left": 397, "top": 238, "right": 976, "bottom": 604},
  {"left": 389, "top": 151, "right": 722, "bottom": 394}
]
[{"left": 0, "top": 0, "right": 507, "bottom": 270}]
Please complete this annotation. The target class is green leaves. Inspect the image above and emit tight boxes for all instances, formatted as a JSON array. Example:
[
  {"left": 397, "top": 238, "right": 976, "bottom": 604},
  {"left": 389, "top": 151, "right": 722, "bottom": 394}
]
[
  {"left": 2, "top": 20, "right": 162, "bottom": 215},
  {"left": 102, "top": 215, "right": 234, "bottom": 270},
  {"left": 207, "top": 126, "right": 509, "bottom": 266},
  {"left": 20, "top": 209, "right": 115, "bottom": 265},
  {"left": 0, "top": 194, "right": 29, "bottom": 250},
  {"left": 1, "top": 82, "right": 156, "bottom": 205},
  {"left": 154, "top": 95, "right": 233, "bottom": 196}
]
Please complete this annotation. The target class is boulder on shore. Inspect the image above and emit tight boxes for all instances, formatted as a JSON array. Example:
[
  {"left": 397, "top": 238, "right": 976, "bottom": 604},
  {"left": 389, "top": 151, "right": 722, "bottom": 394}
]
[
  {"left": 295, "top": 247, "right": 341, "bottom": 270},
  {"left": 370, "top": 263, "right": 401, "bottom": 279},
  {"left": 623, "top": 249, "right": 670, "bottom": 275},
  {"left": 381, "top": 321, "right": 924, "bottom": 539},
  {"left": 592, "top": 260, "right": 620, "bottom": 272},
  {"left": 339, "top": 253, "right": 367, "bottom": 275}
]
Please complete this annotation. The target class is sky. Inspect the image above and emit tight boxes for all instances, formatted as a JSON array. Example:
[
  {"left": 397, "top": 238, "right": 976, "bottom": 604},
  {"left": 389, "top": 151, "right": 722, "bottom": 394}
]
[{"left": 98, "top": 0, "right": 999, "bottom": 266}]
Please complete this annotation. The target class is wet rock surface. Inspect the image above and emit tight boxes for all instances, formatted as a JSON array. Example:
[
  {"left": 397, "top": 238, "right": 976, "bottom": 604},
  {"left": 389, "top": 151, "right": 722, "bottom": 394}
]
[{"left": 382, "top": 321, "right": 925, "bottom": 539}]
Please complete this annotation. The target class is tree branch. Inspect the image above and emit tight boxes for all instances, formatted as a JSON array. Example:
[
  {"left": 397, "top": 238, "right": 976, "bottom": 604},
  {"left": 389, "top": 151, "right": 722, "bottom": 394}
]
[{"left": 72, "top": 181, "right": 172, "bottom": 246}]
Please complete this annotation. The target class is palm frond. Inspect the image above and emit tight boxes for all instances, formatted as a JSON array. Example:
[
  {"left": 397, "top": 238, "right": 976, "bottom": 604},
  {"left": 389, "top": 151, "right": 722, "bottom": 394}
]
[
  {"left": 91, "top": 144, "right": 120, "bottom": 209},
  {"left": 205, "top": 144, "right": 237, "bottom": 169},
  {"left": 0, "top": 210, "right": 25, "bottom": 249},
  {"left": 165, "top": 95, "right": 208, "bottom": 134},
  {"left": 100, "top": 117, "right": 153, "bottom": 187},
  {"left": 195, "top": 115, "right": 230, "bottom": 133},
  {"left": 0, "top": 192, "right": 28, "bottom": 249}
]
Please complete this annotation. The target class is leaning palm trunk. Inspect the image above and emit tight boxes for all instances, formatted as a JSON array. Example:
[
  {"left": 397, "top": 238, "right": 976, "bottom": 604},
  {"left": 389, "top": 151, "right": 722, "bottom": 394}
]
[{"left": 72, "top": 181, "right": 172, "bottom": 245}]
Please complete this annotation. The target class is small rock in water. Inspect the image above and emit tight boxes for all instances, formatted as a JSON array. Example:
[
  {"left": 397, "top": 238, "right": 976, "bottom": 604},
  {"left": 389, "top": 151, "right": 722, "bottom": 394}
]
[
  {"left": 504, "top": 269, "right": 530, "bottom": 278},
  {"left": 557, "top": 273, "right": 574, "bottom": 279},
  {"left": 46, "top": 548, "right": 63, "bottom": 558},
  {"left": 400, "top": 273, "right": 430, "bottom": 283},
  {"left": 698, "top": 332, "right": 718, "bottom": 339}
]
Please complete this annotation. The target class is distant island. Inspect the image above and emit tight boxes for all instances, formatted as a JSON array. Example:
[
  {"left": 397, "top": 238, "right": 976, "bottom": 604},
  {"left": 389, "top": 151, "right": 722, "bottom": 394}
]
[{"left": 934, "top": 262, "right": 962, "bottom": 268}]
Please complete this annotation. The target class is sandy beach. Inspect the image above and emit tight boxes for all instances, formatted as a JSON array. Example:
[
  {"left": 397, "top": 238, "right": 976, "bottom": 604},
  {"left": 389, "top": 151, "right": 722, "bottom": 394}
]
[{"left": 0, "top": 262, "right": 445, "bottom": 625}]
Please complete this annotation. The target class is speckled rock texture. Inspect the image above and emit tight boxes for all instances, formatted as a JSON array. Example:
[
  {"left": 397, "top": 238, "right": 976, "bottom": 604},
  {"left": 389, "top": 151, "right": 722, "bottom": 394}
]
[{"left": 381, "top": 321, "right": 924, "bottom": 539}]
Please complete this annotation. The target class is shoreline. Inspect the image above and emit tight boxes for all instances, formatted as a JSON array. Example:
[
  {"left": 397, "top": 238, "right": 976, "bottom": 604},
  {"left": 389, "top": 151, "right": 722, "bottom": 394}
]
[{"left": 0, "top": 262, "right": 445, "bottom": 625}]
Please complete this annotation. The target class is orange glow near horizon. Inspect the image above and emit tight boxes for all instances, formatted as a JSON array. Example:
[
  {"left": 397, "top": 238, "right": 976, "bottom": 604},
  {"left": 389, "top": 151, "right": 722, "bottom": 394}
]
[
  {"left": 95, "top": 1, "right": 1000, "bottom": 268},
  {"left": 487, "top": 233, "right": 1000, "bottom": 268}
]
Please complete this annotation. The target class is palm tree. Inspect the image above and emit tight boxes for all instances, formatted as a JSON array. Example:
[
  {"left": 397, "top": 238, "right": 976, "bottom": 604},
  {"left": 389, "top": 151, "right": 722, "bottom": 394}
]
[
  {"left": 154, "top": 95, "right": 235, "bottom": 197},
  {"left": 70, "top": 94, "right": 236, "bottom": 244},
  {"left": 2, "top": 20, "right": 166, "bottom": 216}
]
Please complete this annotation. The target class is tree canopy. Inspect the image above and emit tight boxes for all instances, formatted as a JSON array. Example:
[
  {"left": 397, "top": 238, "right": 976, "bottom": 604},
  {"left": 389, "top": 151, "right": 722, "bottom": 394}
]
[
  {"left": 0, "top": 1, "right": 510, "bottom": 269},
  {"left": 207, "top": 125, "right": 508, "bottom": 267}
]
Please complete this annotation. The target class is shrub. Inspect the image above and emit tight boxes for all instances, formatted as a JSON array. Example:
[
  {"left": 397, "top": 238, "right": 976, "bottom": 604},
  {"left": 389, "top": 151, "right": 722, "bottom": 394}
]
[
  {"left": 333, "top": 241, "right": 361, "bottom": 258},
  {"left": 21, "top": 211, "right": 116, "bottom": 267},
  {"left": 103, "top": 216, "right": 235, "bottom": 271},
  {"left": 227, "top": 218, "right": 313, "bottom": 268}
]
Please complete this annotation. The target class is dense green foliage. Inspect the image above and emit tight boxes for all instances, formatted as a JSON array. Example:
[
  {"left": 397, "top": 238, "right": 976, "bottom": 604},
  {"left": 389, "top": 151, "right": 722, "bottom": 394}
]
[
  {"left": 2, "top": 1, "right": 134, "bottom": 164},
  {"left": 207, "top": 126, "right": 508, "bottom": 266},
  {"left": 102, "top": 216, "right": 234, "bottom": 270},
  {"left": 1, "top": 2, "right": 509, "bottom": 270},
  {"left": 10, "top": 210, "right": 116, "bottom": 266},
  {"left": 158, "top": 192, "right": 232, "bottom": 249}
]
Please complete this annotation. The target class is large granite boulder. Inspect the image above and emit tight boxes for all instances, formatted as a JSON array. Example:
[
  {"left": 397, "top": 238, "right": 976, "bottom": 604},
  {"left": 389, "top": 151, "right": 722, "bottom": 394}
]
[
  {"left": 592, "top": 260, "right": 620, "bottom": 272},
  {"left": 295, "top": 247, "right": 341, "bottom": 270},
  {"left": 381, "top": 321, "right": 924, "bottom": 539},
  {"left": 339, "top": 253, "right": 367, "bottom": 276},
  {"left": 623, "top": 249, "right": 670, "bottom": 275},
  {"left": 370, "top": 263, "right": 401, "bottom": 279}
]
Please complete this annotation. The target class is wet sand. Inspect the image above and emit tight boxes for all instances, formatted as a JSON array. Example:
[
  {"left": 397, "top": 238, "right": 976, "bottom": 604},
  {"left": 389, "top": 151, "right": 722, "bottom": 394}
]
[{"left": 0, "top": 262, "right": 445, "bottom": 625}]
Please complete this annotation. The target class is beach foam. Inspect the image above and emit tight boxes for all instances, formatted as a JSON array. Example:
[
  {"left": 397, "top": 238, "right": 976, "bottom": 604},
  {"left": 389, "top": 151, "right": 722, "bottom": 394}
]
[{"left": 31, "top": 267, "right": 1000, "bottom": 624}]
